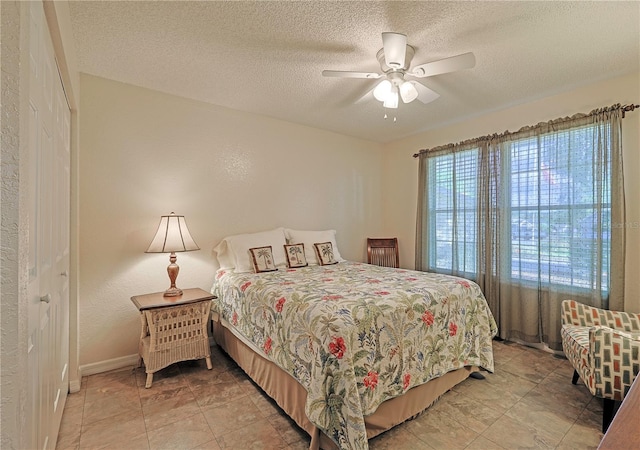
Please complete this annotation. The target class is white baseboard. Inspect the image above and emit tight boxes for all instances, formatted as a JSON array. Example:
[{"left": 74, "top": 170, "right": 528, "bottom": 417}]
[{"left": 79, "top": 354, "right": 140, "bottom": 377}]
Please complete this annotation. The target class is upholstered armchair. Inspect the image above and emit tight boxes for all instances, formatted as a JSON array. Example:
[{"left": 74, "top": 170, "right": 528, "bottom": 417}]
[{"left": 561, "top": 300, "right": 640, "bottom": 432}]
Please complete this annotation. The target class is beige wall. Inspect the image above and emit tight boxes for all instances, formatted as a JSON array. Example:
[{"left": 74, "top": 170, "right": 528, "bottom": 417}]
[
  {"left": 78, "top": 74, "right": 383, "bottom": 368},
  {"left": 382, "top": 73, "right": 640, "bottom": 313}
]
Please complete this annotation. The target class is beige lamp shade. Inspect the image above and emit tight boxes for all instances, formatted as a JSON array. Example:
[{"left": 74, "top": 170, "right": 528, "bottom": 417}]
[
  {"left": 146, "top": 212, "right": 199, "bottom": 297},
  {"left": 146, "top": 212, "right": 200, "bottom": 253}
]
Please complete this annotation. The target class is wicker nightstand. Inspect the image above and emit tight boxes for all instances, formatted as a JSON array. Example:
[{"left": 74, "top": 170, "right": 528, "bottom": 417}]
[{"left": 131, "top": 288, "right": 216, "bottom": 388}]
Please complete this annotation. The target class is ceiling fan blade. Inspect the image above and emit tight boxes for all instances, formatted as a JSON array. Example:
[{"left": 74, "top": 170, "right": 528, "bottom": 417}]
[
  {"left": 322, "top": 70, "right": 381, "bottom": 79},
  {"left": 355, "top": 88, "right": 375, "bottom": 104},
  {"left": 413, "top": 81, "right": 440, "bottom": 104},
  {"left": 409, "top": 52, "right": 476, "bottom": 78},
  {"left": 382, "top": 32, "right": 407, "bottom": 69}
]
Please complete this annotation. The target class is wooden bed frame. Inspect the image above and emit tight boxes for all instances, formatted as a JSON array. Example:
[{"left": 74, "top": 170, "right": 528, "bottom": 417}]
[{"left": 211, "top": 312, "right": 478, "bottom": 449}]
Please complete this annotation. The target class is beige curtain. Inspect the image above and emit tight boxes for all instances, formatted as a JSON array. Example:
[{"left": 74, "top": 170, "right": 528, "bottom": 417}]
[{"left": 416, "top": 105, "right": 626, "bottom": 350}]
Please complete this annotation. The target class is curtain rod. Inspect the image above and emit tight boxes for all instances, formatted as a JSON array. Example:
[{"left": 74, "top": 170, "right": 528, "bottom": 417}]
[{"left": 412, "top": 102, "right": 640, "bottom": 158}]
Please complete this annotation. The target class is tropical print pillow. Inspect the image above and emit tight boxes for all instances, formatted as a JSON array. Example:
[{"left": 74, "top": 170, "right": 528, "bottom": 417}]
[
  {"left": 284, "top": 243, "right": 307, "bottom": 268},
  {"left": 314, "top": 242, "right": 337, "bottom": 265},
  {"left": 249, "top": 246, "right": 277, "bottom": 273}
]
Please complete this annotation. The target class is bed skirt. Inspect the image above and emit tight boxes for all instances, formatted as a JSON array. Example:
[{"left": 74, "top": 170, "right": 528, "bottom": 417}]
[{"left": 211, "top": 314, "right": 478, "bottom": 449}]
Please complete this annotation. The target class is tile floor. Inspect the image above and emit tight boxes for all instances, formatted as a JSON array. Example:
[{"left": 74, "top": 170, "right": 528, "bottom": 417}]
[{"left": 56, "top": 340, "right": 604, "bottom": 449}]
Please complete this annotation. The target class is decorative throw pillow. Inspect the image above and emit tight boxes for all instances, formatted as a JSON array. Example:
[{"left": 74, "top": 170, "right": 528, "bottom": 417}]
[
  {"left": 284, "top": 243, "right": 307, "bottom": 268},
  {"left": 249, "top": 246, "right": 278, "bottom": 273},
  {"left": 284, "top": 229, "right": 345, "bottom": 265},
  {"left": 314, "top": 242, "right": 338, "bottom": 266}
]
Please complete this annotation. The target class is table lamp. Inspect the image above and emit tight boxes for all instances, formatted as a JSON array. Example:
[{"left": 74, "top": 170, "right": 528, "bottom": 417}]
[{"left": 146, "top": 212, "right": 200, "bottom": 296}]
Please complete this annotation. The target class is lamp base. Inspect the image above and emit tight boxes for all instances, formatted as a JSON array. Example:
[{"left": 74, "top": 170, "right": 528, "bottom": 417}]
[
  {"left": 164, "top": 253, "right": 183, "bottom": 297},
  {"left": 163, "top": 287, "right": 183, "bottom": 297}
]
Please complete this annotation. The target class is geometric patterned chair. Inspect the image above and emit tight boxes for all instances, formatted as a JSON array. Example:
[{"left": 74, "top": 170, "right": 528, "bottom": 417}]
[{"left": 561, "top": 299, "right": 640, "bottom": 432}]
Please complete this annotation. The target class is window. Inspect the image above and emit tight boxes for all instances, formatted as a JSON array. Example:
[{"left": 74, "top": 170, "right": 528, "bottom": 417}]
[
  {"left": 428, "top": 124, "right": 611, "bottom": 291},
  {"left": 428, "top": 149, "right": 478, "bottom": 274},
  {"left": 416, "top": 104, "right": 625, "bottom": 350},
  {"left": 507, "top": 128, "right": 610, "bottom": 290}
]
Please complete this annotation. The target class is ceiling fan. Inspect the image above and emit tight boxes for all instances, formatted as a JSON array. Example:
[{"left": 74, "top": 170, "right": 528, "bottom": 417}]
[{"left": 322, "top": 32, "right": 475, "bottom": 109}]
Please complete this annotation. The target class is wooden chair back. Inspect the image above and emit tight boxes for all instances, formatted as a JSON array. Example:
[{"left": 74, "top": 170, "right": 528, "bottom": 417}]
[{"left": 367, "top": 238, "right": 399, "bottom": 268}]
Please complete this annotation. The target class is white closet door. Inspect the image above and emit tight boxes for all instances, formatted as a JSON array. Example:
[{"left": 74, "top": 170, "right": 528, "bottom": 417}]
[{"left": 26, "top": 2, "right": 71, "bottom": 448}]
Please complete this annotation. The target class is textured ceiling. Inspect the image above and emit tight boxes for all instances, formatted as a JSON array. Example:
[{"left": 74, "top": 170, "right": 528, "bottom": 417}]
[{"left": 68, "top": 1, "right": 640, "bottom": 143}]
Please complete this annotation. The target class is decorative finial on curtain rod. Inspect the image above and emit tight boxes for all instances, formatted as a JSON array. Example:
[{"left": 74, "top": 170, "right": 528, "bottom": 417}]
[{"left": 621, "top": 103, "right": 640, "bottom": 118}]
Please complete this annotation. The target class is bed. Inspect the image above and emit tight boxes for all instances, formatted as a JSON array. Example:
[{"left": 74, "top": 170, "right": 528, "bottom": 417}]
[{"left": 210, "top": 228, "right": 497, "bottom": 450}]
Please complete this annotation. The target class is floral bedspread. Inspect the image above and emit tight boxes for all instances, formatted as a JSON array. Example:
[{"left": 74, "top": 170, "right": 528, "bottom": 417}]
[{"left": 212, "top": 262, "right": 497, "bottom": 450}]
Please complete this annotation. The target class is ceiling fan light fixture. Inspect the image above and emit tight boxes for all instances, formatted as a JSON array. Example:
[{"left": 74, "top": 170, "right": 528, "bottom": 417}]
[
  {"left": 373, "top": 80, "right": 392, "bottom": 102},
  {"left": 383, "top": 86, "right": 399, "bottom": 109},
  {"left": 399, "top": 81, "right": 419, "bottom": 103}
]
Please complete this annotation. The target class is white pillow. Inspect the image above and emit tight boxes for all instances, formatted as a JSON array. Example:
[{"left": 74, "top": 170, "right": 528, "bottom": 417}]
[
  {"left": 284, "top": 229, "right": 344, "bottom": 265},
  {"left": 214, "top": 228, "right": 288, "bottom": 273},
  {"left": 213, "top": 239, "right": 235, "bottom": 269}
]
